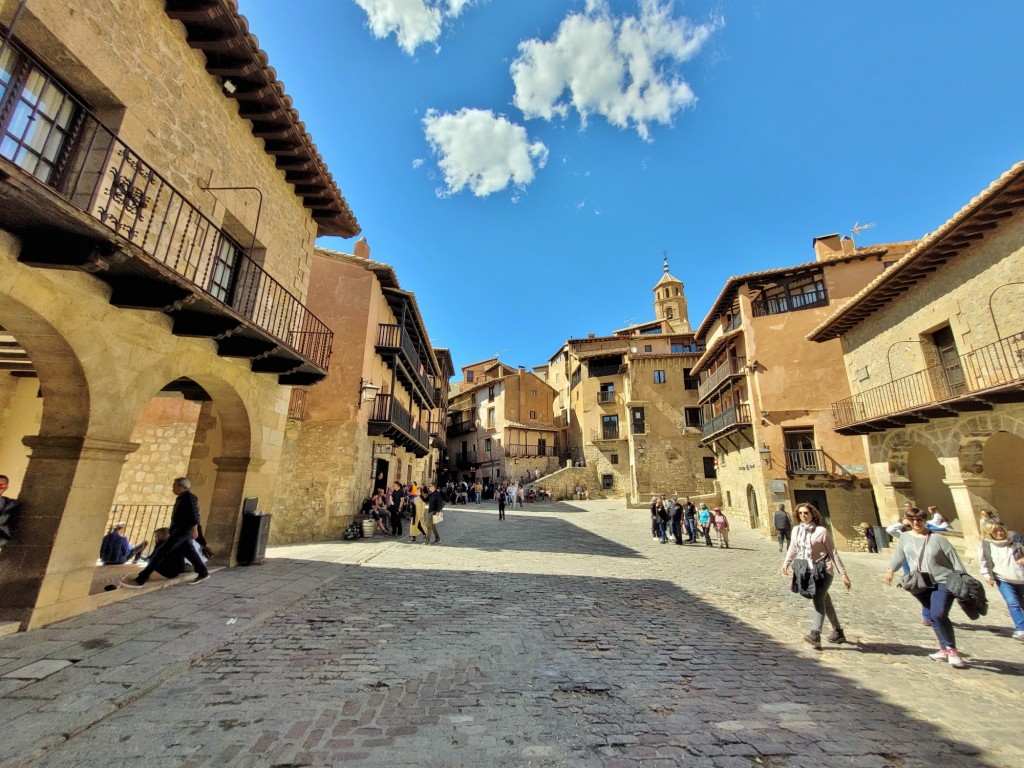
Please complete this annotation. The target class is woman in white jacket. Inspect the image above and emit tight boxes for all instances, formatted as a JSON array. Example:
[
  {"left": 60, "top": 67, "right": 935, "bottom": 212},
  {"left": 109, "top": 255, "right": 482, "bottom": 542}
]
[{"left": 978, "top": 523, "right": 1024, "bottom": 642}]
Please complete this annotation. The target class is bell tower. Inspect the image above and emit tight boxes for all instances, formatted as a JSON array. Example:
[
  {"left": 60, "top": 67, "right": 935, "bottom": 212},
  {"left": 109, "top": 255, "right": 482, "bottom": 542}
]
[{"left": 653, "top": 254, "right": 690, "bottom": 333}]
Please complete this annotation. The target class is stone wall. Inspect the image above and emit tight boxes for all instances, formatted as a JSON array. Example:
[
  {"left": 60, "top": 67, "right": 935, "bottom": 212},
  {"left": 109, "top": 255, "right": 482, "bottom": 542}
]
[{"left": 112, "top": 397, "right": 200, "bottom": 505}]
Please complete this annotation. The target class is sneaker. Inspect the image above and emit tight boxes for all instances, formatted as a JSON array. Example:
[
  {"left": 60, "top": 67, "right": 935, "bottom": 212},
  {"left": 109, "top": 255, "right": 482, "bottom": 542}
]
[
  {"left": 1012, "top": 631, "right": 1024, "bottom": 642},
  {"left": 827, "top": 629, "right": 846, "bottom": 644},
  {"left": 928, "top": 649, "right": 949, "bottom": 661},
  {"left": 947, "top": 650, "right": 966, "bottom": 669},
  {"left": 189, "top": 573, "right": 210, "bottom": 585},
  {"left": 803, "top": 631, "right": 821, "bottom": 650},
  {"left": 118, "top": 579, "right": 144, "bottom": 589}
]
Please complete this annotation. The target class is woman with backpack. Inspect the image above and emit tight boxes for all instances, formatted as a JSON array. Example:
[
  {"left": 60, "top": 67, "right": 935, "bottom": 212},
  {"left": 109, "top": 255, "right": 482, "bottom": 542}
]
[
  {"left": 978, "top": 522, "right": 1024, "bottom": 642},
  {"left": 781, "top": 502, "right": 850, "bottom": 649}
]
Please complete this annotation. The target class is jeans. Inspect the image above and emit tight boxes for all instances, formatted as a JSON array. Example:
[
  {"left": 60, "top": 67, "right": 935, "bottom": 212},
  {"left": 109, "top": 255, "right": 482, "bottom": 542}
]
[
  {"left": 996, "top": 579, "right": 1024, "bottom": 631},
  {"left": 657, "top": 521, "right": 668, "bottom": 542},
  {"left": 475, "top": 491, "right": 481, "bottom": 504},
  {"left": 811, "top": 573, "right": 841, "bottom": 633},
  {"left": 136, "top": 529, "right": 207, "bottom": 584},
  {"left": 777, "top": 528, "right": 791, "bottom": 551},
  {"left": 685, "top": 518, "right": 697, "bottom": 542},
  {"left": 671, "top": 519, "right": 682, "bottom": 544},
  {"left": 913, "top": 583, "right": 957, "bottom": 649}
]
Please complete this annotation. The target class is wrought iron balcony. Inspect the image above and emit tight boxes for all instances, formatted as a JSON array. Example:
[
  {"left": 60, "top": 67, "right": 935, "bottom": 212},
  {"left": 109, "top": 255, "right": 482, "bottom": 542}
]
[
  {"left": 375, "top": 324, "right": 435, "bottom": 407},
  {"left": 0, "top": 33, "right": 332, "bottom": 385},
  {"left": 832, "top": 331, "right": 1024, "bottom": 433},
  {"left": 591, "top": 426, "right": 621, "bottom": 441},
  {"left": 752, "top": 286, "right": 828, "bottom": 318},
  {"left": 597, "top": 391, "right": 616, "bottom": 404},
  {"left": 367, "top": 394, "right": 430, "bottom": 457},
  {"left": 447, "top": 419, "right": 476, "bottom": 437},
  {"left": 784, "top": 448, "right": 828, "bottom": 475},
  {"left": 701, "top": 404, "right": 752, "bottom": 441},
  {"left": 697, "top": 356, "right": 746, "bottom": 402}
]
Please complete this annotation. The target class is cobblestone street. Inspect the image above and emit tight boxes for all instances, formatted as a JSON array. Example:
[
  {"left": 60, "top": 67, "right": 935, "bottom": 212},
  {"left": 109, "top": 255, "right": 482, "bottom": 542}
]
[{"left": 2, "top": 500, "right": 1022, "bottom": 767}]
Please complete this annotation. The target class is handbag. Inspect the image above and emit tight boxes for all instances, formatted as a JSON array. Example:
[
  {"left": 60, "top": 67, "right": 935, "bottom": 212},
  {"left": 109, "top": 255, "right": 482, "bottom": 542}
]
[
  {"left": 432, "top": 511, "right": 444, "bottom": 524},
  {"left": 900, "top": 533, "right": 935, "bottom": 594}
]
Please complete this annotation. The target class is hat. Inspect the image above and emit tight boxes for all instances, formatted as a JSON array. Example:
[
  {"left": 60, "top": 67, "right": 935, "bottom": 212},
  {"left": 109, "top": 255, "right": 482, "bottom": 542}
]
[{"left": 713, "top": 507, "right": 721, "bottom": 512}]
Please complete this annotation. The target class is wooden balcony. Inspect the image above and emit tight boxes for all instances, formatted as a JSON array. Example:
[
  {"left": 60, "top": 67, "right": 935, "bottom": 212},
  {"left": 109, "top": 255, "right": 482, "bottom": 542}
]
[
  {"left": 0, "top": 33, "right": 331, "bottom": 385},
  {"left": 375, "top": 324, "right": 435, "bottom": 407},
  {"left": 832, "top": 331, "right": 1024, "bottom": 434},
  {"left": 506, "top": 444, "right": 558, "bottom": 458},
  {"left": 697, "top": 356, "right": 746, "bottom": 402},
  {"left": 597, "top": 391, "right": 616, "bottom": 404},
  {"left": 701, "top": 404, "right": 751, "bottom": 441},
  {"left": 367, "top": 394, "right": 430, "bottom": 457}
]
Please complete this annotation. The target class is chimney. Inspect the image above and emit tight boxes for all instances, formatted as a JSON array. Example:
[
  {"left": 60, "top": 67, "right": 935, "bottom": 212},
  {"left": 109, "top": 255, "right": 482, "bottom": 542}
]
[
  {"left": 812, "top": 234, "right": 845, "bottom": 262},
  {"left": 353, "top": 237, "right": 370, "bottom": 259},
  {"left": 587, "top": 333, "right": 596, "bottom": 338}
]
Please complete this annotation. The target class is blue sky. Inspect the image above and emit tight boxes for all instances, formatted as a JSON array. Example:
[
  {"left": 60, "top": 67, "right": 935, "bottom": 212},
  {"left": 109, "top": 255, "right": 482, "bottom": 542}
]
[{"left": 236, "top": 0, "right": 1024, "bottom": 375}]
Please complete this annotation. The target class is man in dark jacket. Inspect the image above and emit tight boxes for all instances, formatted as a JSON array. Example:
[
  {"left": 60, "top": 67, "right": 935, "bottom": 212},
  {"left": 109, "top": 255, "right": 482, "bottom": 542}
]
[
  {"left": 426, "top": 483, "right": 445, "bottom": 544},
  {"left": 774, "top": 503, "right": 792, "bottom": 553},
  {"left": 682, "top": 497, "right": 698, "bottom": 543},
  {"left": 122, "top": 477, "right": 209, "bottom": 587},
  {"left": 0, "top": 474, "right": 21, "bottom": 552}
]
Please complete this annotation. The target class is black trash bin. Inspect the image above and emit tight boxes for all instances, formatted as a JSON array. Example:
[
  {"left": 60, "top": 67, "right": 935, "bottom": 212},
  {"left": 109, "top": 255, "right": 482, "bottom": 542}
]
[
  {"left": 872, "top": 525, "right": 890, "bottom": 550},
  {"left": 238, "top": 512, "right": 272, "bottom": 565}
]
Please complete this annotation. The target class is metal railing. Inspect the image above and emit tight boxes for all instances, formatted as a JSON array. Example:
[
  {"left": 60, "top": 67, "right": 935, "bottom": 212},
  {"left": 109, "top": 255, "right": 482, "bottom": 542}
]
[
  {"left": 376, "top": 324, "right": 433, "bottom": 399},
  {"left": 701, "top": 404, "right": 751, "bottom": 439},
  {"left": 784, "top": 448, "right": 827, "bottom": 475},
  {"left": 724, "top": 313, "right": 742, "bottom": 332},
  {"left": 752, "top": 287, "right": 828, "bottom": 318},
  {"left": 447, "top": 419, "right": 476, "bottom": 437},
  {"left": 506, "top": 444, "right": 558, "bottom": 457},
  {"left": 597, "top": 391, "right": 616, "bottom": 403},
  {"left": 0, "top": 33, "right": 333, "bottom": 371},
  {"left": 369, "top": 393, "right": 428, "bottom": 449},
  {"left": 832, "top": 331, "right": 1024, "bottom": 428},
  {"left": 697, "top": 356, "right": 746, "bottom": 401},
  {"left": 591, "top": 426, "right": 621, "bottom": 441},
  {"left": 287, "top": 388, "right": 308, "bottom": 420},
  {"left": 104, "top": 504, "right": 173, "bottom": 556}
]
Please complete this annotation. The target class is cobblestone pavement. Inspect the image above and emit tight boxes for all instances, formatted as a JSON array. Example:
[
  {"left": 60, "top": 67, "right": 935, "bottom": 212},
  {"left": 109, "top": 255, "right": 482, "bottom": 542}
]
[{"left": 2, "top": 500, "right": 1022, "bottom": 768}]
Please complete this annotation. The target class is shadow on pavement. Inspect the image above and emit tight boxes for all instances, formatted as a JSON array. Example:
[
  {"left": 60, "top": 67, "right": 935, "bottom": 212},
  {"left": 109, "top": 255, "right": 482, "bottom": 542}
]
[{"left": 432, "top": 513, "right": 643, "bottom": 558}]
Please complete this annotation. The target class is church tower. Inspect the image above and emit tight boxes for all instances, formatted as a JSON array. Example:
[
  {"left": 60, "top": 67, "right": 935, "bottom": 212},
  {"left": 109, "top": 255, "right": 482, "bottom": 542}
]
[{"left": 653, "top": 255, "right": 690, "bottom": 333}]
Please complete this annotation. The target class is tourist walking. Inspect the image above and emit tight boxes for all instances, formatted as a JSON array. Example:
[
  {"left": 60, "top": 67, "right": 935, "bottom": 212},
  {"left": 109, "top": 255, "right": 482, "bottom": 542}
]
[
  {"left": 426, "top": 483, "right": 444, "bottom": 544},
  {"left": 698, "top": 503, "right": 713, "bottom": 547},
  {"left": 774, "top": 503, "right": 792, "bottom": 553},
  {"left": 781, "top": 502, "right": 850, "bottom": 649},
  {"left": 498, "top": 490, "right": 506, "bottom": 521},
  {"left": 122, "top": 477, "right": 209, "bottom": 587},
  {"left": 409, "top": 493, "right": 434, "bottom": 544},
  {"left": 669, "top": 498, "right": 684, "bottom": 545},
  {"left": 389, "top": 481, "right": 405, "bottom": 538},
  {"left": 712, "top": 507, "right": 730, "bottom": 548},
  {"left": 978, "top": 522, "right": 1024, "bottom": 641},
  {"left": 681, "top": 497, "right": 697, "bottom": 543},
  {"left": 885, "top": 507, "right": 969, "bottom": 668}
]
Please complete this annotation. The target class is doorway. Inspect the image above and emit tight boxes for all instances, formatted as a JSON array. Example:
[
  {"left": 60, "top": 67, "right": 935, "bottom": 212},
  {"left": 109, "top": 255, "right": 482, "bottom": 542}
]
[
  {"left": 794, "top": 489, "right": 831, "bottom": 530},
  {"left": 374, "top": 458, "right": 390, "bottom": 493},
  {"left": 746, "top": 484, "right": 760, "bottom": 529}
]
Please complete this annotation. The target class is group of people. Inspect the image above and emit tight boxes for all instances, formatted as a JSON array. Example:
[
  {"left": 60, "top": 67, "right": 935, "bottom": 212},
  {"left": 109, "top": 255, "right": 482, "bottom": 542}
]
[
  {"left": 780, "top": 499, "right": 1023, "bottom": 668},
  {"left": 648, "top": 496, "right": 730, "bottom": 548},
  {"left": 362, "top": 481, "right": 445, "bottom": 544}
]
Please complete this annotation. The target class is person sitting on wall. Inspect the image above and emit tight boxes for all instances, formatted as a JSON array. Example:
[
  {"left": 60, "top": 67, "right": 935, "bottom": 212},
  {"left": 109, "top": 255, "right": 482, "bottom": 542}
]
[
  {"left": 145, "top": 528, "right": 207, "bottom": 578},
  {"left": 926, "top": 506, "right": 952, "bottom": 532},
  {"left": 99, "top": 522, "right": 148, "bottom": 565}
]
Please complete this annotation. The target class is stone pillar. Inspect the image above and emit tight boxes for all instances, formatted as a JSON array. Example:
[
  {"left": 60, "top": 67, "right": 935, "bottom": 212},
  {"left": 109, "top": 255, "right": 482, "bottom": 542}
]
[
  {"left": 1, "top": 435, "right": 138, "bottom": 629},
  {"left": 944, "top": 475, "right": 994, "bottom": 542},
  {"left": 208, "top": 455, "right": 255, "bottom": 565}
]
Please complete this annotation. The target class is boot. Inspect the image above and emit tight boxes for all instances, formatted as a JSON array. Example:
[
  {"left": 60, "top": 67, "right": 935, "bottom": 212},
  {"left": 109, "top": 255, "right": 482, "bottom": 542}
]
[
  {"left": 827, "top": 628, "right": 846, "bottom": 644},
  {"left": 803, "top": 630, "right": 821, "bottom": 650}
]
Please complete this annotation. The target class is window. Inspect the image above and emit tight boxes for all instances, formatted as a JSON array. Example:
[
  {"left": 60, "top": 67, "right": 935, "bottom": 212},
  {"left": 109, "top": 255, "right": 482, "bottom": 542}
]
[
  {"left": 208, "top": 235, "right": 243, "bottom": 303},
  {"left": 0, "top": 43, "right": 80, "bottom": 186},
  {"left": 666, "top": 308, "right": 674, "bottom": 319},
  {"left": 571, "top": 367, "right": 581, "bottom": 388},
  {"left": 467, "top": 370, "right": 474, "bottom": 382},
  {"left": 601, "top": 474, "right": 614, "bottom": 490},
  {"left": 488, "top": 385, "right": 495, "bottom": 402},
  {"left": 654, "top": 370, "right": 666, "bottom": 384},
  {"left": 703, "top": 456, "right": 717, "bottom": 478},
  {"left": 530, "top": 388, "right": 538, "bottom": 396},
  {"left": 598, "top": 382, "right": 615, "bottom": 403},
  {"left": 484, "top": 438, "right": 492, "bottom": 452},
  {"left": 601, "top": 414, "right": 619, "bottom": 440},
  {"left": 683, "top": 368, "right": 698, "bottom": 390},
  {"left": 529, "top": 410, "right": 537, "bottom": 419},
  {"left": 610, "top": 453, "right": 619, "bottom": 464},
  {"left": 631, "top": 407, "right": 646, "bottom": 434},
  {"left": 487, "top": 408, "right": 495, "bottom": 427},
  {"left": 671, "top": 343, "right": 683, "bottom": 354},
  {"left": 684, "top": 408, "right": 702, "bottom": 428},
  {"left": 644, "top": 344, "right": 653, "bottom": 352}
]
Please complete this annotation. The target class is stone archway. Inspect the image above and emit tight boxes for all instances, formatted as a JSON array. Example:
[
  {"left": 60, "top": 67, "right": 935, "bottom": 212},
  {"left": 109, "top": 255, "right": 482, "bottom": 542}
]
[
  {"left": 907, "top": 443, "right": 958, "bottom": 526},
  {"left": 983, "top": 431, "right": 1024, "bottom": 531}
]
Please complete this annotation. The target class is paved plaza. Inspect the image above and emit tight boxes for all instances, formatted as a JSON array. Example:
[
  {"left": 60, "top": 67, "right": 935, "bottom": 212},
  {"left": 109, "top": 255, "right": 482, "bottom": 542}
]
[{"left": 1, "top": 499, "right": 1022, "bottom": 767}]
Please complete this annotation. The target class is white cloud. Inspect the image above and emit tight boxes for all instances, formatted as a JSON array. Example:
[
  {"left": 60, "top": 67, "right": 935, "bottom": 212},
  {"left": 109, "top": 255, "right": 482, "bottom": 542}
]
[
  {"left": 353, "top": 0, "right": 480, "bottom": 55},
  {"left": 412, "top": 158, "right": 424, "bottom": 169},
  {"left": 423, "top": 108, "right": 549, "bottom": 197},
  {"left": 511, "top": 0, "right": 721, "bottom": 140}
]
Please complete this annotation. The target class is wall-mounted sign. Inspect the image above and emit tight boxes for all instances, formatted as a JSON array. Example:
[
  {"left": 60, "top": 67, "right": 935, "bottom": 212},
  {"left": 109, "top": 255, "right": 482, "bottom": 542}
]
[
  {"left": 374, "top": 444, "right": 395, "bottom": 455},
  {"left": 840, "top": 465, "right": 867, "bottom": 473},
  {"left": 769, "top": 480, "right": 786, "bottom": 494}
]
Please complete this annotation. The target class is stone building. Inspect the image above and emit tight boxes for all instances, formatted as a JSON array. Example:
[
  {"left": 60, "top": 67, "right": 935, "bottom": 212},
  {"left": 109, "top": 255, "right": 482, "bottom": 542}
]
[
  {"left": 548, "top": 260, "right": 715, "bottom": 503},
  {"left": 0, "top": 0, "right": 357, "bottom": 628},
  {"left": 445, "top": 360, "right": 562, "bottom": 484},
  {"left": 692, "top": 238, "right": 916, "bottom": 549},
  {"left": 809, "top": 160, "right": 1024, "bottom": 543},
  {"left": 270, "top": 243, "right": 452, "bottom": 543}
]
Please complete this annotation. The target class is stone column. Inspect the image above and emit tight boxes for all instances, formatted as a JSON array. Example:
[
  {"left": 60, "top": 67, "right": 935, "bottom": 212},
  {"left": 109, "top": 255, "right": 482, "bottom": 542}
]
[
  {"left": 944, "top": 475, "right": 995, "bottom": 542},
  {"left": 1, "top": 435, "right": 138, "bottom": 629},
  {"left": 208, "top": 455, "right": 256, "bottom": 565}
]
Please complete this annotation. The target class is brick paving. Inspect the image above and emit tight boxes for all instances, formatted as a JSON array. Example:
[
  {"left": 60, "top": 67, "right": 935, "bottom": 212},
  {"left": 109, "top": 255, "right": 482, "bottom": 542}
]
[{"left": 1, "top": 499, "right": 1021, "bottom": 767}]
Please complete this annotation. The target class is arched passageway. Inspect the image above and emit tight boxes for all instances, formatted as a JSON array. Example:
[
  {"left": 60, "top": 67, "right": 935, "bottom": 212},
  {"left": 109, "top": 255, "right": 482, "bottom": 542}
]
[
  {"left": 907, "top": 443, "right": 957, "bottom": 527},
  {"left": 984, "top": 430, "right": 1024, "bottom": 531}
]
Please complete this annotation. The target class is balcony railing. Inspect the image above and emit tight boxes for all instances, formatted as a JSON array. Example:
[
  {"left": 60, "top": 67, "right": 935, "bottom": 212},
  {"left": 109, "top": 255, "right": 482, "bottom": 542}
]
[
  {"left": 784, "top": 448, "right": 828, "bottom": 475},
  {"left": 0, "top": 33, "right": 332, "bottom": 377},
  {"left": 752, "top": 287, "right": 828, "bottom": 318},
  {"left": 287, "top": 388, "right": 308, "bottom": 420},
  {"left": 597, "top": 391, "right": 616, "bottom": 404},
  {"left": 376, "top": 324, "right": 434, "bottom": 404},
  {"left": 447, "top": 419, "right": 476, "bottom": 437},
  {"left": 724, "top": 313, "right": 742, "bottom": 332},
  {"left": 506, "top": 444, "right": 558, "bottom": 458},
  {"left": 367, "top": 394, "right": 429, "bottom": 456},
  {"left": 105, "top": 504, "right": 173, "bottom": 556},
  {"left": 591, "top": 426, "right": 621, "bottom": 441},
  {"left": 832, "top": 331, "right": 1024, "bottom": 430},
  {"left": 701, "top": 404, "right": 751, "bottom": 440},
  {"left": 697, "top": 356, "right": 747, "bottom": 401}
]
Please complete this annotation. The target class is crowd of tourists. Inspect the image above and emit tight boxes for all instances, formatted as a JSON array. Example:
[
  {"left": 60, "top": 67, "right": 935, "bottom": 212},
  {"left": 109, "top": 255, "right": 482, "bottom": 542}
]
[{"left": 648, "top": 495, "right": 730, "bottom": 548}]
